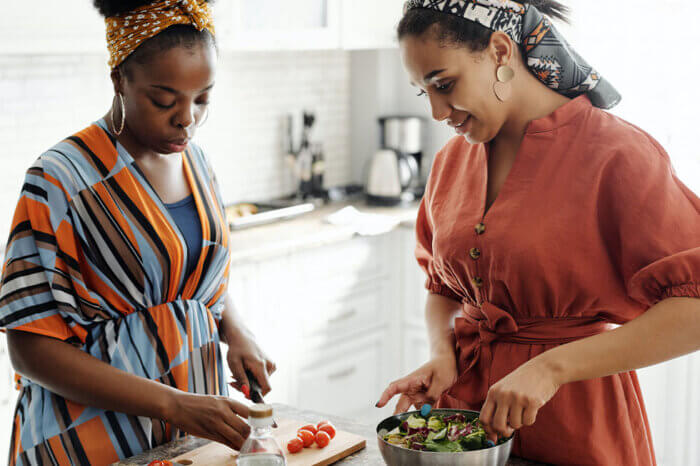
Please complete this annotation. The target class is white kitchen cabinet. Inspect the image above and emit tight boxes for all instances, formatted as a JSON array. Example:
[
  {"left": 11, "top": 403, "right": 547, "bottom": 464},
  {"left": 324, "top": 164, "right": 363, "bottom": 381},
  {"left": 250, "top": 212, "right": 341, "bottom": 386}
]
[
  {"left": 398, "top": 227, "right": 430, "bottom": 374},
  {"left": 400, "top": 228, "right": 428, "bottom": 325},
  {"left": 2, "top": 0, "right": 405, "bottom": 54},
  {"left": 227, "top": 256, "right": 300, "bottom": 407},
  {"left": 402, "top": 327, "right": 430, "bottom": 376},
  {"left": 227, "top": 233, "right": 404, "bottom": 419},
  {"left": 0, "top": 337, "right": 15, "bottom": 460},
  {"left": 297, "top": 329, "right": 390, "bottom": 423},
  {"left": 0, "top": 1, "right": 233, "bottom": 55},
  {"left": 226, "top": 0, "right": 342, "bottom": 51},
  {"left": 340, "top": 0, "right": 405, "bottom": 50},
  {"left": 0, "top": 2, "right": 105, "bottom": 54},
  {"left": 223, "top": 0, "right": 404, "bottom": 51},
  {"left": 225, "top": 226, "right": 430, "bottom": 423}
]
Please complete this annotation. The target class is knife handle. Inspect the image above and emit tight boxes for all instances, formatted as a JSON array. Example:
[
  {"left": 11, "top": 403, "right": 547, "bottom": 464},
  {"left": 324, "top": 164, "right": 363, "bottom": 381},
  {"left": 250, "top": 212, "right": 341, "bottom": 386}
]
[
  {"left": 245, "top": 368, "right": 264, "bottom": 400},
  {"left": 244, "top": 368, "right": 278, "bottom": 428}
]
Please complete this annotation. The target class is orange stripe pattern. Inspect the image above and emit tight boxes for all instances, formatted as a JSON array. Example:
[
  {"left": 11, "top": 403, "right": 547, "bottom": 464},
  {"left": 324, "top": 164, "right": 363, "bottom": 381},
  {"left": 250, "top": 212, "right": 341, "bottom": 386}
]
[{"left": 0, "top": 118, "right": 231, "bottom": 465}]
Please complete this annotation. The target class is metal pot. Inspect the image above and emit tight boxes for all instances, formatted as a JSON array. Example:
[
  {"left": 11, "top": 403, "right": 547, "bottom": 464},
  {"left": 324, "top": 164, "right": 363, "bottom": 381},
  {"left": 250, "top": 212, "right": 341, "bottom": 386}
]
[{"left": 376, "top": 409, "right": 514, "bottom": 466}]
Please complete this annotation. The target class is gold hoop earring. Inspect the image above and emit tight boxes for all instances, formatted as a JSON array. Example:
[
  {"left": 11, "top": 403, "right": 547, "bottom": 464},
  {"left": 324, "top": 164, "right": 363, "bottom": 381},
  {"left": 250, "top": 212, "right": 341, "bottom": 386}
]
[
  {"left": 197, "top": 107, "right": 210, "bottom": 128},
  {"left": 494, "top": 65, "right": 514, "bottom": 102},
  {"left": 111, "top": 93, "right": 126, "bottom": 136}
]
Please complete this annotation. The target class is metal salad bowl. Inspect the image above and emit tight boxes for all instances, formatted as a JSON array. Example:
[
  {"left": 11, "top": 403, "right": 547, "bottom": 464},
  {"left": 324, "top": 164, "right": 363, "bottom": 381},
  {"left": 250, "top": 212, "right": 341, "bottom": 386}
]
[{"left": 377, "top": 409, "right": 514, "bottom": 466}]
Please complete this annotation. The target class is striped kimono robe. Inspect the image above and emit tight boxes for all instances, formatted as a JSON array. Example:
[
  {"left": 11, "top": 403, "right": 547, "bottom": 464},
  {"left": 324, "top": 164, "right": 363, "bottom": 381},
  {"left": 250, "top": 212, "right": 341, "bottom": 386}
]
[{"left": 0, "top": 119, "right": 231, "bottom": 465}]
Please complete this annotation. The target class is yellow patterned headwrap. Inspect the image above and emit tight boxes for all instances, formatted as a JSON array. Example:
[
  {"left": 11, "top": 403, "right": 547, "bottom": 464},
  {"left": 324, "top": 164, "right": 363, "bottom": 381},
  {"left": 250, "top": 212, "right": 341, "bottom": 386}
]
[{"left": 105, "top": 0, "right": 215, "bottom": 68}]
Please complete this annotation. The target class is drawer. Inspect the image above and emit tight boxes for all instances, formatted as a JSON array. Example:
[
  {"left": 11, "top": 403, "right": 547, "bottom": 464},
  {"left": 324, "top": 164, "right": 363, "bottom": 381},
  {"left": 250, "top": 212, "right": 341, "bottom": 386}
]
[
  {"left": 302, "top": 286, "right": 387, "bottom": 338},
  {"left": 296, "top": 332, "right": 387, "bottom": 418},
  {"left": 289, "top": 236, "right": 391, "bottom": 285}
]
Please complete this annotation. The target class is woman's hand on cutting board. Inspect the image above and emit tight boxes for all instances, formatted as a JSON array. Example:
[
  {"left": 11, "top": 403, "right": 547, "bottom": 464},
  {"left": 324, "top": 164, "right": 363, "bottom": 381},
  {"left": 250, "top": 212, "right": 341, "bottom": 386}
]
[
  {"left": 376, "top": 353, "right": 458, "bottom": 414},
  {"left": 166, "top": 392, "right": 251, "bottom": 450},
  {"left": 479, "top": 358, "right": 562, "bottom": 441}
]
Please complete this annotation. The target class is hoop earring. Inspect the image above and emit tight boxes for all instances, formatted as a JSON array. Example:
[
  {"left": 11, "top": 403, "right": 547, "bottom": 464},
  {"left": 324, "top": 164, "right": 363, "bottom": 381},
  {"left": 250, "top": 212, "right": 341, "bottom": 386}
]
[
  {"left": 197, "top": 107, "right": 210, "bottom": 128},
  {"left": 494, "top": 65, "right": 514, "bottom": 102},
  {"left": 111, "top": 93, "right": 126, "bottom": 136}
]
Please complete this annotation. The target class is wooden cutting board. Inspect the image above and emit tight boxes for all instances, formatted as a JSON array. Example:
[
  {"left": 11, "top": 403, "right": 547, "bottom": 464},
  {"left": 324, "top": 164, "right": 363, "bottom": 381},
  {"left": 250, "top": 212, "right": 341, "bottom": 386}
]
[{"left": 170, "top": 419, "right": 367, "bottom": 465}]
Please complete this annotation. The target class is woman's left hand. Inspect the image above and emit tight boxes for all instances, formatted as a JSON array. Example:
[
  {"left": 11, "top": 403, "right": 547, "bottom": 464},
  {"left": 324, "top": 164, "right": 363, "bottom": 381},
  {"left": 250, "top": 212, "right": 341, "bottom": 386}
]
[
  {"left": 225, "top": 330, "right": 276, "bottom": 397},
  {"left": 479, "top": 358, "right": 562, "bottom": 442}
]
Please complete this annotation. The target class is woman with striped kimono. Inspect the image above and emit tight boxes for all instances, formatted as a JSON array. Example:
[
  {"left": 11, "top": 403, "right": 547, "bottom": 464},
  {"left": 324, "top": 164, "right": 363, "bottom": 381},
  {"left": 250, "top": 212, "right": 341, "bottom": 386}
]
[{"left": 0, "top": 1, "right": 276, "bottom": 464}]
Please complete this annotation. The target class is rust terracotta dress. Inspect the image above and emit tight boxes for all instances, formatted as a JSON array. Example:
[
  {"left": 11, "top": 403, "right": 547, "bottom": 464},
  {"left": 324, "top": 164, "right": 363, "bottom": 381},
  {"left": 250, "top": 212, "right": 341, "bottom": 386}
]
[{"left": 416, "top": 95, "right": 700, "bottom": 465}]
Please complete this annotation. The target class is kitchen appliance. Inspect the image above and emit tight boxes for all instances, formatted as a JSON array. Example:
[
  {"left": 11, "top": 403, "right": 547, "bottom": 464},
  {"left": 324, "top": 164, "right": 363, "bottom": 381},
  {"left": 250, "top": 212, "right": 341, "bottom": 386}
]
[
  {"left": 170, "top": 419, "right": 366, "bottom": 465},
  {"left": 366, "top": 116, "right": 426, "bottom": 206},
  {"left": 284, "top": 110, "right": 327, "bottom": 199},
  {"left": 376, "top": 409, "right": 514, "bottom": 466}
]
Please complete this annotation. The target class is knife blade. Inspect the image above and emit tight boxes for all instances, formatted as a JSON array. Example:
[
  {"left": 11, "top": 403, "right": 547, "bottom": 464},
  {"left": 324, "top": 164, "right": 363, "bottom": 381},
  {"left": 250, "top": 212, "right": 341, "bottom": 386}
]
[{"left": 244, "top": 368, "right": 278, "bottom": 428}]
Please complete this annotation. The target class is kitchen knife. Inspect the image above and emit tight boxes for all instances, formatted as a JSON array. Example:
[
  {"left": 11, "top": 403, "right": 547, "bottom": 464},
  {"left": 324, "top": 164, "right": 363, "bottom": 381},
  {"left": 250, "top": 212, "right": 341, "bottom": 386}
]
[{"left": 244, "top": 368, "right": 278, "bottom": 428}]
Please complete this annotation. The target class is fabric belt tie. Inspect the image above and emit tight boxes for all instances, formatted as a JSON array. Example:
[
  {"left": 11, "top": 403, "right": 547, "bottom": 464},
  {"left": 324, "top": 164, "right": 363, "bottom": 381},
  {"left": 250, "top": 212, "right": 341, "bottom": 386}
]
[{"left": 449, "top": 301, "right": 613, "bottom": 401}]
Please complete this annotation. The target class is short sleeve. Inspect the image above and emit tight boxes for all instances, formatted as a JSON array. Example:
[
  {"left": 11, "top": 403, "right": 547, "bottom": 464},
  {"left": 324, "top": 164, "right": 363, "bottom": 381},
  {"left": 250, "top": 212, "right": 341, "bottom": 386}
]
[
  {"left": 597, "top": 134, "right": 700, "bottom": 307},
  {"left": 415, "top": 160, "right": 463, "bottom": 302},
  {"left": 0, "top": 160, "right": 86, "bottom": 344}
]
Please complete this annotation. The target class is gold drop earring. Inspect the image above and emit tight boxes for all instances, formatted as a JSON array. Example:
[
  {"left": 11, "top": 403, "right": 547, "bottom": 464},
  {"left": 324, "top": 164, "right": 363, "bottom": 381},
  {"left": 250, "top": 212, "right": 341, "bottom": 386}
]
[{"left": 494, "top": 64, "right": 514, "bottom": 102}]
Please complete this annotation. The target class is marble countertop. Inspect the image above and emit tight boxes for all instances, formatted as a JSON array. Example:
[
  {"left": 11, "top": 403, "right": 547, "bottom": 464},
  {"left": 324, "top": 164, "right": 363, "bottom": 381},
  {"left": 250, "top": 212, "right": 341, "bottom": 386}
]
[
  {"left": 228, "top": 201, "right": 420, "bottom": 265},
  {"left": 115, "top": 404, "right": 545, "bottom": 465}
]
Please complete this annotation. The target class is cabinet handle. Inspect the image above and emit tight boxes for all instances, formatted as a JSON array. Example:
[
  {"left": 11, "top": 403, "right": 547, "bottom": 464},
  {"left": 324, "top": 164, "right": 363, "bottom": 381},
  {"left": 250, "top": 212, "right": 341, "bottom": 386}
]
[
  {"left": 327, "top": 366, "right": 357, "bottom": 381},
  {"left": 328, "top": 308, "right": 358, "bottom": 324}
]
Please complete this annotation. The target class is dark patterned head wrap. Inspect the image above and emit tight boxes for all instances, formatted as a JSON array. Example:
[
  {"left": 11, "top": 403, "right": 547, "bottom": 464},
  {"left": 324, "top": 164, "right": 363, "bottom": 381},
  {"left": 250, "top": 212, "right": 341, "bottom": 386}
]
[{"left": 403, "top": 0, "right": 621, "bottom": 109}]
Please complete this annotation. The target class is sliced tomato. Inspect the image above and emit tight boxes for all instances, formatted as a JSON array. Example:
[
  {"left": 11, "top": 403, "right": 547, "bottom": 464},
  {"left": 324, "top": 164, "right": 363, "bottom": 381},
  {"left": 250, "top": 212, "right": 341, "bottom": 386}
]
[
  {"left": 297, "top": 429, "right": 315, "bottom": 448},
  {"left": 300, "top": 423, "right": 318, "bottom": 435},
  {"left": 319, "top": 423, "right": 336, "bottom": 439},
  {"left": 315, "top": 430, "right": 331, "bottom": 448},
  {"left": 287, "top": 437, "right": 304, "bottom": 454}
]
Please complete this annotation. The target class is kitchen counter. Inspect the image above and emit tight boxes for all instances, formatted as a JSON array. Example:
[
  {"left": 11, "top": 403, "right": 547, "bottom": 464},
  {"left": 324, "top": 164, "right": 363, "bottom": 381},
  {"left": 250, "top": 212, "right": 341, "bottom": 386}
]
[
  {"left": 115, "top": 404, "right": 545, "bottom": 465},
  {"left": 229, "top": 201, "right": 420, "bottom": 265}
]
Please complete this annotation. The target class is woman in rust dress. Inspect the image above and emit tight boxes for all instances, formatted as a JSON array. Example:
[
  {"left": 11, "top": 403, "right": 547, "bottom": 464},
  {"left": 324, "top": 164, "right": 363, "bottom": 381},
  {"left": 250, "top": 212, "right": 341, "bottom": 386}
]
[{"left": 377, "top": 1, "right": 700, "bottom": 464}]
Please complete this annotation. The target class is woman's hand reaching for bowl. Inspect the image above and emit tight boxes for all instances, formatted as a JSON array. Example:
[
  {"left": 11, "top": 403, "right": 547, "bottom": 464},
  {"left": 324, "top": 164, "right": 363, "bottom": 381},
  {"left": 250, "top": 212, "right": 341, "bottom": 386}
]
[{"left": 376, "top": 353, "right": 458, "bottom": 414}]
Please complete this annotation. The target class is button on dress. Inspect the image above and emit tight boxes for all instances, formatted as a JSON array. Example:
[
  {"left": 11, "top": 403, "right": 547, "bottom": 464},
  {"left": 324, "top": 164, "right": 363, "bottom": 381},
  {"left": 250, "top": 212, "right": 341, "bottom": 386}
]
[{"left": 416, "top": 96, "right": 700, "bottom": 465}]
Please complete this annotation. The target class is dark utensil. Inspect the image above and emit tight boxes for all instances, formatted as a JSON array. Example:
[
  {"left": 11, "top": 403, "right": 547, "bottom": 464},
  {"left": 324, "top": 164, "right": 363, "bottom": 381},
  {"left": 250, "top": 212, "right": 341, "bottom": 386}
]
[{"left": 245, "top": 368, "right": 278, "bottom": 428}]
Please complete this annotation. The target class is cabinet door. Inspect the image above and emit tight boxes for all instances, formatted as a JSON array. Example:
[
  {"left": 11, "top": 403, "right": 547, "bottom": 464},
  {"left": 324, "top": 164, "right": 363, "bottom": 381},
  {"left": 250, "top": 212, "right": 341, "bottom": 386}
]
[
  {"left": 302, "top": 282, "right": 388, "bottom": 342},
  {"left": 296, "top": 330, "right": 389, "bottom": 423},
  {"left": 1, "top": 2, "right": 105, "bottom": 54},
  {"left": 227, "top": 257, "right": 297, "bottom": 406},
  {"left": 341, "top": 0, "right": 405, "bottom": 50},
  {"left": 226, "top": 0, "right": 341, "bottom": 51},
  {"left": 0, "top": 338, "right": 15, "bottom": 459},
  {"left": 402, "top": 327, "right": 430, "bottom": 376},
  {"left": 399, "top": 228, "right": 428, "bottom": 325}
]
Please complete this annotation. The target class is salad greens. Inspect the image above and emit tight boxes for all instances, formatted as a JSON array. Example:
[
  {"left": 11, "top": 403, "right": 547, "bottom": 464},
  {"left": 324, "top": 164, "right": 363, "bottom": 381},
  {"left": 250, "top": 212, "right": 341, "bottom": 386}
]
[{"left": 382, "top": 412, "right": 502, "bottom": 452}]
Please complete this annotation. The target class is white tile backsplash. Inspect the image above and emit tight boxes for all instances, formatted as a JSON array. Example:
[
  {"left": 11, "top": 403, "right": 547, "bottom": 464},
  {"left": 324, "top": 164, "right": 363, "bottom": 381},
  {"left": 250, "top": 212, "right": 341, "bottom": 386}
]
[{"left": 0, "top": 50, "right": 352, "bottom": 243}]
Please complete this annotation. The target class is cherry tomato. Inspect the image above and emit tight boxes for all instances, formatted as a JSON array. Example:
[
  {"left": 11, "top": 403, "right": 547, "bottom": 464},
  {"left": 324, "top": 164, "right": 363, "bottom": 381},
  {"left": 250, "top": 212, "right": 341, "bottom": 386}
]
[
  {"left": 316, "top": 420, "right": 331, "bottom": 430},
  {"left": 319, "top": 423, "right": 336, "bottom": 439},
  {"left": 300, "top": 423, "right": 318, "bottom": 435},
  {"left": 148, "top": 461, "right": 172, "bottom": 466},
  {"left": 297, "top": 429, "right": 315, "bottom": 448},
  {"left": 315, "top": 430, "right": 331, "bottom": 448},
  {"left": 287, "top": 437, "right": 304, "bottom": 454}
]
